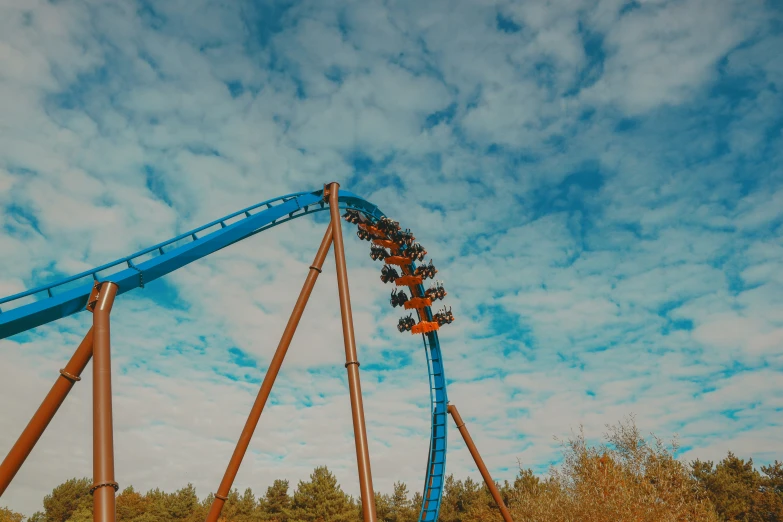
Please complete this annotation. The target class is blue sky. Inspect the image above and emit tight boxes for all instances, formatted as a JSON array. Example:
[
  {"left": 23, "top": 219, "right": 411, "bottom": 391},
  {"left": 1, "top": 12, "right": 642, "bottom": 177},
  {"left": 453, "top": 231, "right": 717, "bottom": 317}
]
[{"left": 1, "top": 0, "right": 782, "bottom": 515}]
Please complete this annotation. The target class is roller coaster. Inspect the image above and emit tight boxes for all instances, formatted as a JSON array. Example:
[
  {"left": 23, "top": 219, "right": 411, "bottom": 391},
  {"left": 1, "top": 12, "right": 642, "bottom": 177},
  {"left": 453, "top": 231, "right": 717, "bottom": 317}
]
[{"left": 0, "top": 184, "right": 513, "bottom": 522}]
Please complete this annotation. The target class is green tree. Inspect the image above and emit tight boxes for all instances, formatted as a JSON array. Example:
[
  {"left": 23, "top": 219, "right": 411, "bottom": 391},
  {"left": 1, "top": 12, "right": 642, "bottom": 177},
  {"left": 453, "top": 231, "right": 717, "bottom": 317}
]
[
  {"left": 235, "top": 488, "right": 262, "bottom": 522},
  {"left": 373, "top": 491, "right": 391, "bottom": 522},
  {"left": 216, "top": 489, "right": 241, "bottom": 522},
  {"left": 67, "top": 505, "right": 92, "bottom": 522},
  {"left": 166, "top": 484, "right": 199, "bottom": 521},
  {"left": 186, "top": 495, "right": 212, "bottom": 522},
  {"left": 763, "top": 461, "right": 783, "bottom": 494},
  {"left": 438, "top": 475, "right": 487, "bottom": 522},
  {"left": 116, "top": 486, "right": 149, "bottom": 522},
  {"left": 693, "top": 453, "right": 762, "bottom": 521},
  {"left": 387, "top": 482, "right": 417, "bottom": 522},
  {"left": 135, "top": 488, "right": 170, "bottom": 522},
  {"left": 410, "top": 492, "right": 422, "bottom": 518},
  {"left": 218, "top": 487, "right": 264, "bottom": 522},
  {"left": 287, "top": 467, "right": 356, "bottom": 522},
  {"left": 0, "top": 506, "right": 25, "bottom": 522},
  {"left": 42, "top": 478, "right": 92, "bottom": 522},
  {"left": 263, "top": 479, "right": 291, "bottom": 521},
  {"left": 693, "top": 454, "right": 783, "bottom": 522}
]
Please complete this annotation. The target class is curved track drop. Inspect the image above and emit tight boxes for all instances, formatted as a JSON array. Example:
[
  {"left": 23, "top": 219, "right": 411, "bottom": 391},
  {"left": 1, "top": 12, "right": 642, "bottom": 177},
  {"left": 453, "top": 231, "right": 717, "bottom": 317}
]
[{"left": 0, "top": 187, "right": 450, "bottom": 521}]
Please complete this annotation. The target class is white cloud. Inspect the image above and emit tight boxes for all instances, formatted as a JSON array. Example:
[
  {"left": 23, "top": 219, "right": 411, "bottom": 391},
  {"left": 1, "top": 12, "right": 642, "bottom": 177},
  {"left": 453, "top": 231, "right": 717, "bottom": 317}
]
[
  {"left": 1, "top": 0, "right": 782, "bottom": 516},
  {"left": 580, "top": 0, "right": 756, "bottom": 113}
]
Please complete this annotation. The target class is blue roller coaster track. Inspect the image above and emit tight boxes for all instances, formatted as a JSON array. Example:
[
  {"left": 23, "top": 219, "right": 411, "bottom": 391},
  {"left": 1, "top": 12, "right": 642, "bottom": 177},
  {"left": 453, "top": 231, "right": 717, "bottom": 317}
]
[{"left": 0, "top": 187, "right": 449, "bottom": 522}]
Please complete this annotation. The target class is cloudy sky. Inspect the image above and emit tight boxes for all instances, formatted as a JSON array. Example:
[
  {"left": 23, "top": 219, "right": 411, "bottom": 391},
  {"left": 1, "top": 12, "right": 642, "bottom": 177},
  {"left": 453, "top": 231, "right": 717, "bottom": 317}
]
[{"left": 1, "top": 0, "right": 782, "bottom": 516}]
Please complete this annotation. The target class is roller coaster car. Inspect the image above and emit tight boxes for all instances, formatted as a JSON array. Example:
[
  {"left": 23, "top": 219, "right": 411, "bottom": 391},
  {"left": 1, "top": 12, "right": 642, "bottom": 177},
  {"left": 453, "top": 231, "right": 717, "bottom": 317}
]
[
  {"left": 370, "top": 245, "right": 390, "bottom": 261},
  {"left": 425, "top": 281, "right": 447, "bottom": 301},
  {"left": 377, "top": 217, "right": 400, "bottom": 234},
  {"left": 358, "top": 223, "right": 385, "bottom": 237},
  {"left": 414, "top": 260, "right": 437, "bottom": 279},
  {"left": 403, "top": 243, "right": 427, "bottom": 261},
  {"left": 397, "top": 314, "right": 416, "bottom": 332},
  {"left": 357, "top": 229, "right": 379, "bottom": 242},
  {"left": 342, "top": 210, "right": 363, "bottom": 224},
  {"left": 380, "top": 265, "right": 400, "bottom": 284},
  {"left": 391, "top": 229, "right": 415, "bottom": 246},
  {"left": 433, "top": 306, "right": 454, "bottom": 326},
  {"left": 390, "top": 288, "right": 409, "bottom": 308}
]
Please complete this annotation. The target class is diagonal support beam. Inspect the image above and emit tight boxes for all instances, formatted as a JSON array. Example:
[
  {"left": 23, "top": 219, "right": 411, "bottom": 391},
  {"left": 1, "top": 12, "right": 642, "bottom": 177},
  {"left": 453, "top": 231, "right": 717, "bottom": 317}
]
[
  {"left": 0, "top": 328, "right": 95, "bottom": 497},
  {"left": 205, "top": 222, "right": 335, "bottom": 522},
  {"left": 327, "top": 182, "right": 378, "bottom": 522},
  {"left": 448, "top": 404, "right": 514, "bottom": 522}
]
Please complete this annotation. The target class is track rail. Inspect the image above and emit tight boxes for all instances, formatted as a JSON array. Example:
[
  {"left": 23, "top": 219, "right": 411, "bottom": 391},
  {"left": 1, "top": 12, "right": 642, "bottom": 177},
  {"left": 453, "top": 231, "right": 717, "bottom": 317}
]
[{"left": 0, "top": 187, "right": 448, "bottom": 521}]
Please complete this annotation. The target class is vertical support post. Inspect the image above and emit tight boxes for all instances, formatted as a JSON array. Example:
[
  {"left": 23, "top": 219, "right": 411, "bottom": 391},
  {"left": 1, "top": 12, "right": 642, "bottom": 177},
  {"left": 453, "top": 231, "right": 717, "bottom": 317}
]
[
  {"left": 448, "top": 404, "right": 514, "bottom": 522},
  {"left": 327, "top": 182, "right": 378, "bottom": 522},
  {"left": 91, "top": 282, "right": 119, "bottom": 522},
  {"left": 204, "top": 223, "right": 334, "bottom": 522},
  {"left": 0, "top": 329, "right": 95, "bottom": 497}
]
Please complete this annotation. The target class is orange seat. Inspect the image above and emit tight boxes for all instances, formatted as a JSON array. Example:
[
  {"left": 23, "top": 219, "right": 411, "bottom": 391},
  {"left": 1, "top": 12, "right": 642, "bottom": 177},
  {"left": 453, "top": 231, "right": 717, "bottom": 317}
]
[
  {"left": 411, "top": 321, "right": 439, "bottom": 334},
  {"left": 384, "top": 256, "right": 409, "bottom": 266},
  {"left": 373, "top": 239, "right": 398, "bottom": 251},
  {"left": 404, "top": 297, "right": 432, "bottom": 310},
  {"left": 358, "top": 223, "right": 385, "bottom": 237},
  {"left": 395, "top": 275, "right": 423, "bottom": 287}
]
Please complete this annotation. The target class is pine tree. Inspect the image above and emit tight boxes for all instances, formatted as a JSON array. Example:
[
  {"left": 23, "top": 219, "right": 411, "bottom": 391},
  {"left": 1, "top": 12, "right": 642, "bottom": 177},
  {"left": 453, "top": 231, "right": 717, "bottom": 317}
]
[
  {"left": 0, "top": 506, "right": 26, "bottom": 522},
  {"left": 116, "top": 486, "right": 151, "bottom": 522},
  {"left": 762, "top": 461, "right": 783, "bottom": 494},
  {"left": 217, "top": 488, "right": 241, "bottom": 522},
  {"left": 373, "top": 491, "right": 391, "bottom": 522},
  {"left": 263, "top": 479, "right": 291, "bottom": 522},
  {"left": 287, "top": 467, "right": 356, "bottom": 522},
  {"left": 41, "top": 477, "right": 92, "bottom": 522},
  {"left": 409, "top": 492, "right": 422, "bottom": 521},
  {"left": 66, "top": 505, "right": 92, "bottom": 522},
  {"left": 139, "top": 488, "right": 173, "bottom": 522},
  {"left": 693, "top": 453, "right": 783, "bottom": 521},
  {"left": 238, "top": 488, "right": 260, "bottom": 521},
  {"left": 438, "top": 475, "right": 486, "bottom": 522},
  {"left": 187, "top": 494, "right": 212, "bottom": 522},
  {"left": 166, "top": 484, "right": 199, "bottom": 521},
  {"left": 388, "top": 482, "right": 417, "bottom": 522}
]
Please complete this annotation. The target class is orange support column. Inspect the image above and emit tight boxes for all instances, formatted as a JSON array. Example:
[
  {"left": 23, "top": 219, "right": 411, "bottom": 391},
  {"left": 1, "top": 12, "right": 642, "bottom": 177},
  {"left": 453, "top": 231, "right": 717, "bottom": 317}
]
[
  {"left": 90, "top": 282, "right": 119, "bottom": 522},
  {"left": 448, "top": 404, "right": 514, "bottom": 522},
  {"left": 327, "top": 182, "right": 378, "bottom": 522},
  {"left": 204, "top": 223, "right": 334, "bottom": 522}
]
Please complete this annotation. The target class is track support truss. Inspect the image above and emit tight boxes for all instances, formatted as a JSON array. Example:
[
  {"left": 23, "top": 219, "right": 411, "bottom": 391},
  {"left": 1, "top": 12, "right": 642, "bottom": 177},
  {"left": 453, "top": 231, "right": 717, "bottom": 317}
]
[
  {"left": 206, "top": 182, "right": 378, "bottom": 522},
  {"left": 0, "top": 186, "right": 515, "bottom": 522}
]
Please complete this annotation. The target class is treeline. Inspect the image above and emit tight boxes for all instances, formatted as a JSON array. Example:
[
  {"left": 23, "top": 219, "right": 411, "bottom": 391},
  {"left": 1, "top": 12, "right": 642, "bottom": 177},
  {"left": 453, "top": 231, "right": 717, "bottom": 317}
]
[{"left": 2, "top": 418, "right": 782, "bottom": 522}]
